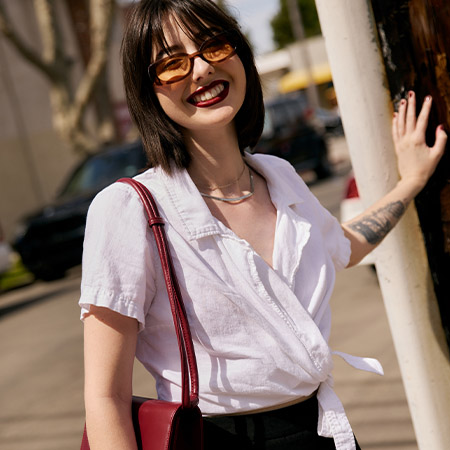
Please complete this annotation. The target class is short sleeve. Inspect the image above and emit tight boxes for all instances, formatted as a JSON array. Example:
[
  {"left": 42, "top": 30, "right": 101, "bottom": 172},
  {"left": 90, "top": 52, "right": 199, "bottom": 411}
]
[
  {"left": 79, "top": 182, "right": 157, "bottom": 331},
  {"left": 319, "top": 206, "right": 351, "bottom": 271},
  {"left": 273, "top": 156, "right": 351, "bottom": 272},
  {"left": 287, "top": 169, "right": 351, "bottom": 272}
]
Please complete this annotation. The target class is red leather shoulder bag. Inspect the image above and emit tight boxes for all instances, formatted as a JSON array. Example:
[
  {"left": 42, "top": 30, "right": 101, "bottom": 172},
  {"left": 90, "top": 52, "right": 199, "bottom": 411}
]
[{"left": 80, "top": 178, "right": 203, "bottom": 450}]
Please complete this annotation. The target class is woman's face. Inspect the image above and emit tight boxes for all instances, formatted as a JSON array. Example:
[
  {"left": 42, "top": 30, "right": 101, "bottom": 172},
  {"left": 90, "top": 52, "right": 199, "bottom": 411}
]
[{"left": 153, "top": 16, "right": 246, "bottom": 139}]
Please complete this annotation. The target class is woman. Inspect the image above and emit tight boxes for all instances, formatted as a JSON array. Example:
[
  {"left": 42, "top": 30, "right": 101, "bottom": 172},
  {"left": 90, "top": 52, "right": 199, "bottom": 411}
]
[{"left": 80, "top": 1, "right": 446, "bottom": 449}]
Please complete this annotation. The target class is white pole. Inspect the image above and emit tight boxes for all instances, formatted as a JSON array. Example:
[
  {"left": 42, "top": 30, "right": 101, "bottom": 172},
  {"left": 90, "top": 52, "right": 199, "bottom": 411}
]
[{"left": 314, "top": 1, "right": 450, "bottom": 448}]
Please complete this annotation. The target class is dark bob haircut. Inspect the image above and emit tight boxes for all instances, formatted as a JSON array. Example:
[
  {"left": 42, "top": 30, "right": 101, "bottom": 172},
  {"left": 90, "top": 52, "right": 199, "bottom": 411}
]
[{"left": 121, "top": 0, "right": 265, "bottom": 174}]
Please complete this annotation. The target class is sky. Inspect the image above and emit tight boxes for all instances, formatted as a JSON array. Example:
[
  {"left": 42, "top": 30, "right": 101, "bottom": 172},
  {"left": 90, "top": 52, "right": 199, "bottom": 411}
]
[
  {"left": 117, "top": 0, "right": 281, "bottom": 56},
  {"left": 226, "top": 0, "right": 280, "bottom": 55}
]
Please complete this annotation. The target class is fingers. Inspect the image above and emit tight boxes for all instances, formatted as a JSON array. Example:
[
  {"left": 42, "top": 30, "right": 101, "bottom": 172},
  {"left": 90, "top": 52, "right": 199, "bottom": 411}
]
[
  {"left": 392, "top": 112, "right": 399, "bottom": 142},
  {"left": 394, "top": 90, "right": 448, "bottom": 153},
  {"left": 432, "top": 125, "right": 448, "bottom": 157},
  {"left": 406, "top": 91, "right": 416, "bottom": 133},
  {"left": 394, "top": 92, "right": 434, "bottom": 139},
  {"left": 397, "top": 98, "right": 407, "bottom": 136},
  {"left": 416, "top": 95, "right": 433, "bottom": 135}
]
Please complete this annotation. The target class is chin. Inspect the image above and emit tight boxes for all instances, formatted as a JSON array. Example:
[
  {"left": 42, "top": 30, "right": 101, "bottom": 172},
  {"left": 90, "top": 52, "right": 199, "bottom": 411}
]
[{"left": 187, "top": 106, "right": 238, "bottom": 128}]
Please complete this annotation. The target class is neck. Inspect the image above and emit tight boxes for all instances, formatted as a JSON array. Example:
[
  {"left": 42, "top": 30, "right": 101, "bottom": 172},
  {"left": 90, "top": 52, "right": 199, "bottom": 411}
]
[{"left": 184, "top": 128, "right": 245, "bottom": 190}]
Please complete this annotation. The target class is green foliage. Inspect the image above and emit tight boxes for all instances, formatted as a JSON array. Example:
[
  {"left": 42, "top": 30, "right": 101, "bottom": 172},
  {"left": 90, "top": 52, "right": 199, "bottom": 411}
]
[{"left": 271, "top": 0, "right": 321, "bottom": 49}]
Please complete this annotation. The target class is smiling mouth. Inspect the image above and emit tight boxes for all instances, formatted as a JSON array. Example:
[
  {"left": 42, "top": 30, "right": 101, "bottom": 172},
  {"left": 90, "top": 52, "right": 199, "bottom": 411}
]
[{"left": 187, "top": 81, "right": 229, "bottom": 107}]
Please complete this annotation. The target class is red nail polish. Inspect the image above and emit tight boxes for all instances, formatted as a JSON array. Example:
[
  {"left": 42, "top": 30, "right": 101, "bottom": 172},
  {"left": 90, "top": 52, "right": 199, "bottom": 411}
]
[
  {"left": 401, "top": 99, "right": 406, "bottom": 105},
  {"left": 409, "top": 91, "right": 414, "bottom": 98}
]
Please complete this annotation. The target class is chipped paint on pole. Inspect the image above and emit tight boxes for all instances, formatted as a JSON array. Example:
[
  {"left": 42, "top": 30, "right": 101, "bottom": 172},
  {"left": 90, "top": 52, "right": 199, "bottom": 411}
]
[
  {"left": 371, "top": 0, "right": 450, "bottom": 346},
  {"left": 314, "top": 0, "right": 450, "bottom": 448}
]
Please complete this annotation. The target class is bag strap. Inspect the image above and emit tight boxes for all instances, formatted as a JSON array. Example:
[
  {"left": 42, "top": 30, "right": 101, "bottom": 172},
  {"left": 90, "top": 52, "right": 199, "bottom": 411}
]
[{"left": 117, "top": 178, "right": 199, "bottom": 409}]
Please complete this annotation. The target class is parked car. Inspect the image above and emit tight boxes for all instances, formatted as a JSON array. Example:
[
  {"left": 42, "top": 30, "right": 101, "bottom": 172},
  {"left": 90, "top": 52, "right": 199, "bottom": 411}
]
[
  {"left": 13, "top": 141, "right": 147, "bottom": 281},
  {"left": 314, "top": 107, "right": 344, "bottom": 136},
  {"left": 340, "top": 172, "right": 376, "bottom": 266},
  {"left": 252, "top": 93, "right": 332, "bottom": 179},
  {"left": 0, "top": 221, "right": 12, "bottom": 275}
]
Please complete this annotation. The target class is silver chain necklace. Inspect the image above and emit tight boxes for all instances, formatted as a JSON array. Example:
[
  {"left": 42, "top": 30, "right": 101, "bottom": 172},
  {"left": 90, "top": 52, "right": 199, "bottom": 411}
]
[{"left": 200, "top": 168, "right": 254, "bottom": 203}]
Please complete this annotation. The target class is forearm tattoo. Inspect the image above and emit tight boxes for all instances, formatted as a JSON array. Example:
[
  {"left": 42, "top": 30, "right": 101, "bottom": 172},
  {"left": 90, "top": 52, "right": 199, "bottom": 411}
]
[{"left": 348, "top": 201, "right": 406, "bottom": 245}]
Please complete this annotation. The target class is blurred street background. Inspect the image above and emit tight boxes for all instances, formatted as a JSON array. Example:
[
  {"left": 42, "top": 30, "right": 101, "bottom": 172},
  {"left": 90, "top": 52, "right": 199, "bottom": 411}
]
[
  {"left": 3, "top": 0, "right": 450, "bottom": 449},
  {"left": 0, "top": 137, "right": 418, "bottom": 450}
]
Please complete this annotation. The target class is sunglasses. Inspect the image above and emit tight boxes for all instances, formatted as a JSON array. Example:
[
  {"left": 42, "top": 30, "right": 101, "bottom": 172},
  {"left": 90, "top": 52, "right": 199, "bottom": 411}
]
[{"left": 148, "top": 30, "right": 239, "bottom": 85}]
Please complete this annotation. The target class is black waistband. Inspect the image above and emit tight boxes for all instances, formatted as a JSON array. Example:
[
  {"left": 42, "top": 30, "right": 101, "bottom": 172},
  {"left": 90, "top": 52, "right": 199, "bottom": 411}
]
[
  {"left": 202, "top": 395, "right": 343, "bottom": 450},
  {"left": 204, "top": 394, "right": 319, "bottom": 427}
]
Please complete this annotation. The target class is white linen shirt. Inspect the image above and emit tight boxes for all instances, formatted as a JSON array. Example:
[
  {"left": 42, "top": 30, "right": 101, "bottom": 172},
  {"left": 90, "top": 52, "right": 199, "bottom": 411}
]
[{"left": 79, "top": 152, "right": 382, "bottom": 450}]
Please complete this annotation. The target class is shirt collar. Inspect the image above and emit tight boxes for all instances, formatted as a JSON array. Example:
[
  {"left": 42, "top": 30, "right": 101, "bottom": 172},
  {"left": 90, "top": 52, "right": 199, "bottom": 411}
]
[
  {"left": 244, "top": 153, "right": 305, "bottom": 209},
  {"left": 159, "top": 164, "right": 221, "bottom": 241},
  {"left": 158, "top": 153, "right": 305, "bottom": 241}
]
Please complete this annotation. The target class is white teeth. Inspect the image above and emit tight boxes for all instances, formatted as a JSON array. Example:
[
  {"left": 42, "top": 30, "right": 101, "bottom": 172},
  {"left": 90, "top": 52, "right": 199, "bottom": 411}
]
[{"left": 193, "top": 83, "right": 225, "bottom": 103}]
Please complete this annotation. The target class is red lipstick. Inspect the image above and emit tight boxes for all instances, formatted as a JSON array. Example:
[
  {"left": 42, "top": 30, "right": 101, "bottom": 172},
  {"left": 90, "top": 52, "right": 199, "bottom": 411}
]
[{"left": 187, "top": 80, "right": 229, "bottom": 108}]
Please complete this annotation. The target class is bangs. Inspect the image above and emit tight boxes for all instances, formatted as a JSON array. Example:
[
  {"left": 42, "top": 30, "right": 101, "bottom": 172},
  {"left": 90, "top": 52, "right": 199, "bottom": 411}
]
[
  {"left": 148, "top": 1, "right": 239, "bottom": 63},
  {"left": 121, "top": 0, "right": 264, "bottom": 174}
]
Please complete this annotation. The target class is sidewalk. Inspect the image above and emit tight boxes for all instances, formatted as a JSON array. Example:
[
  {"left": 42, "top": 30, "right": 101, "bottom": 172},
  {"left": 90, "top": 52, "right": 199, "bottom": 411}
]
[
  {"left": 0, "top": 267, "right": 417, "bottom": 450},
  {"left": 330, "top": 266, "right": 417, "bottom": 449},
  {"left": 0, "top": 151, "right": 418, "bottom": 449}
]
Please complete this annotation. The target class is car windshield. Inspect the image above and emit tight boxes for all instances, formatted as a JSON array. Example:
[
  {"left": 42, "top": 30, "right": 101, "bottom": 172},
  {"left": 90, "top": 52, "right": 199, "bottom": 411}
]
[{"left": 60, "top": 146, "right": 146, "bottom": 197}]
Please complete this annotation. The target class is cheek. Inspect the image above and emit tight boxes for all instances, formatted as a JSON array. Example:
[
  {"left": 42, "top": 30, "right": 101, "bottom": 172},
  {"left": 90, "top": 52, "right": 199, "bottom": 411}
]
[
  {"left": 155, "top": 89, "right": 182, "bottom": 123},
  {"left": 231, "top": 57, "right": 247, "bottom": 105}
]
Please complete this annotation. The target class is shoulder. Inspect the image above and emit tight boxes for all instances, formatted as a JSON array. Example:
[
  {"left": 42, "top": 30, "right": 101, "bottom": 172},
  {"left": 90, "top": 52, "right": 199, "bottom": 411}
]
[
  {"left": 85, "top": 169, "right": 166, "bottom": 235},
  {"left": 246, "top": 152, "right": 310, "bottom": 196},
  {"left": 245, "top": 152, "right": 301, "bottom": 184},
  {"left": 88, "top": 168, "right": 161, "bottom": 214},
  {"left": 246, "top": 152, "right": 296, "bottom": 172}
]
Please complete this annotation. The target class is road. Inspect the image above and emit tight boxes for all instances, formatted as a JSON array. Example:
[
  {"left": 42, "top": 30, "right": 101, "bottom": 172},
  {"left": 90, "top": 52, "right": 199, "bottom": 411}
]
[{"left": 0, "top": 145, "right": 417, "bottom": 449}]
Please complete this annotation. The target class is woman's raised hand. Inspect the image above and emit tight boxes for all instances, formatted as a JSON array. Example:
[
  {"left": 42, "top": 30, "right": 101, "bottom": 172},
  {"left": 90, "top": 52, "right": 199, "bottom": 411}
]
[{"left": 392, "top": 91, "right": 447, "bottom": 193}]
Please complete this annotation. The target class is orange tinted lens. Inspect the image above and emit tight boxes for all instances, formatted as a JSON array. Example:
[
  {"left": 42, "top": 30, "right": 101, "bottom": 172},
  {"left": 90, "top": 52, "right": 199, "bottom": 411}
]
[
  {"left": 202, "top": 40, "right": 234, "bottom": 62},
  {"left": 156, "top": 56, "right": 191, "bottom": 82}
]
